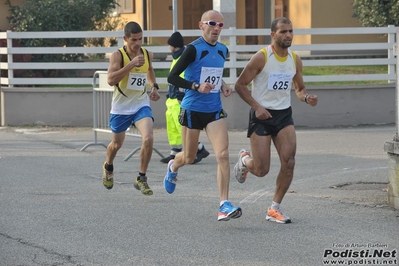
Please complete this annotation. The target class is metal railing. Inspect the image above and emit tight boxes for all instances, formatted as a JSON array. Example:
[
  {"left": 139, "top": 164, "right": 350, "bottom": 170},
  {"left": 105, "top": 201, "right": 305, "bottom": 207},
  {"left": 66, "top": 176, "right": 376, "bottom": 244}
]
[
  {"left": 0, "top": 26, "right": 397, "bottom": 87},
  {"left": 80, "top": 71, "right": 165, "bottom": 161}
]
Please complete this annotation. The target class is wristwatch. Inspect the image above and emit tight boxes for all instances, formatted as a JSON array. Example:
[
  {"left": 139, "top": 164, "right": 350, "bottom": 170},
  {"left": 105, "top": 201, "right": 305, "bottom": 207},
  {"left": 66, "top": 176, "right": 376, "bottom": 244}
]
[{"left": 194, "top": 83, "right": 200, "bottom": 91}]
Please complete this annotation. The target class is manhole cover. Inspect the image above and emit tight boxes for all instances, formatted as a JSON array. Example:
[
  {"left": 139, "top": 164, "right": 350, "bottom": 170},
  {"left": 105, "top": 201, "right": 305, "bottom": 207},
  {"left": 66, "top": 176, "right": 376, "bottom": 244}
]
[{"left": 331, "top": 182, "right": 388, "bottom": 191}]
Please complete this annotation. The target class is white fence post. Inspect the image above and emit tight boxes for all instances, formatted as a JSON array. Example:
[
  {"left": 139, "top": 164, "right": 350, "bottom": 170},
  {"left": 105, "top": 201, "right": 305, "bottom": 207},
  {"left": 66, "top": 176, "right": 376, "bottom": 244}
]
[
  {"left": 117, "top": 30, "right": 124, "bottom": 47},
  {"left": 388, "top": 25, "right": 395, "bottom": 84},
  {"left": 6, "top": 30, "right": 13, "bottom": 88},
  {"left": 228, "top": 27, "right": 237, "bottom": 83}
]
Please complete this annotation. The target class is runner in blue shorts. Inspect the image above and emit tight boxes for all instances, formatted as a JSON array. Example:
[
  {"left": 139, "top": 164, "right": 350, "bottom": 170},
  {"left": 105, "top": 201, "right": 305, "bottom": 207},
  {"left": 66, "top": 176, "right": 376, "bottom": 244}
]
[{"left": 102, "top": 21, "right": 160, "bottom": 196}]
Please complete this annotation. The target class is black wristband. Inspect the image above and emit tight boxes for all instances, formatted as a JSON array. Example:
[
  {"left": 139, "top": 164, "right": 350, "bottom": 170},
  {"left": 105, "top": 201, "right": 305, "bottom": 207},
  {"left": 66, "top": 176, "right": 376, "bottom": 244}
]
[{"left": 152, "top": 83, "right": 159, "bottom": 90}]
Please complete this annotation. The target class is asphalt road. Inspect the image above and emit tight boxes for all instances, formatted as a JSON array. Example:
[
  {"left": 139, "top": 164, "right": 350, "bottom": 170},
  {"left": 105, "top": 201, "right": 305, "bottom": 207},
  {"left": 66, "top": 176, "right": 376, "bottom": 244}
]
[{"left": 1, "top": 125, "right": 398, "bottom": 266}]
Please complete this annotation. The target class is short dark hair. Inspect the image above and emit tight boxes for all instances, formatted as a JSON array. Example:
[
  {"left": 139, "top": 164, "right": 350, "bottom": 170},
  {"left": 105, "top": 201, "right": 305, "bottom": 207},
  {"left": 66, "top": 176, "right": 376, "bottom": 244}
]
[
  {"left": 124, "top": 21, "right": 143, "bottom": 36},
  {"left": 271, "top": 17, "right": 292, "bottom": 32}
]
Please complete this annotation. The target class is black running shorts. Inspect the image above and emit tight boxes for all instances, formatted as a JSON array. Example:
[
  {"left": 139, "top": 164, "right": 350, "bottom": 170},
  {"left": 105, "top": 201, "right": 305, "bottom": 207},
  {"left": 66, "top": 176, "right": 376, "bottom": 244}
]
[
  {"left": 179, "top": 108, "right": 228, "bottom": 130},
  {"left": 247, "top": 107, "right": 294, "bottom": 137}
]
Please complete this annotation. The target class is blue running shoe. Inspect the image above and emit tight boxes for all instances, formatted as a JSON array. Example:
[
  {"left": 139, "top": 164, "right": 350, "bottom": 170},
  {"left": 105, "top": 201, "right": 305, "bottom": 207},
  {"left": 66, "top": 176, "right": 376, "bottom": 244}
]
[
  {"left": 218, "top": 201, "right": 242, "bottom": 221},
  {"left": 164, "top": 160, "right": 178, "bottom": 194}
]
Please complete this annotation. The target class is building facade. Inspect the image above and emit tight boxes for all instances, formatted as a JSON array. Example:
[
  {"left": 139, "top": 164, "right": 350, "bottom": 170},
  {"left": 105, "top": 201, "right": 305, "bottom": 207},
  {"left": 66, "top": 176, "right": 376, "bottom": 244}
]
[
  {"left": 0, "top": 0, "right": 385, "bottom": 45},
  {"left": 115, "top": 0, "right": 384, "bottom": 45}
]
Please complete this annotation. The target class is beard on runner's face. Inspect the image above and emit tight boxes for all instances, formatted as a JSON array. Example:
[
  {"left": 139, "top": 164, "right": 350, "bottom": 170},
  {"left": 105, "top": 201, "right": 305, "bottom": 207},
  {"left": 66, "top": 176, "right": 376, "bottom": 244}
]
[{"left": 278, "top": 38, "right": 292, "bottom": 48}]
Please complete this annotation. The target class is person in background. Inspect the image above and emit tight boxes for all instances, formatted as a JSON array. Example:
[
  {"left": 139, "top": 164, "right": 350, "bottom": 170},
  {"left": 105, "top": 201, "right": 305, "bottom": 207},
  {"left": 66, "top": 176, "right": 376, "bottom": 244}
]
[
  {"left": 234, "top": 17, "right": 318, "bottom": 223},
  {"left": 102, "top": 21, "right": 160, "bottom": 196},
  {"left": 161, "top": 31, "right": 210, "bottom": 164}
]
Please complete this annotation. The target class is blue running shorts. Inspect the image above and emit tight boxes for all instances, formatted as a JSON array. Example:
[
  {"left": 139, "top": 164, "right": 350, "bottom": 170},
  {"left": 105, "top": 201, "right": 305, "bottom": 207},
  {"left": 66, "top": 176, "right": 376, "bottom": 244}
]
[{"left": 109, "top": 106, "right": 154, "bottom": 133}]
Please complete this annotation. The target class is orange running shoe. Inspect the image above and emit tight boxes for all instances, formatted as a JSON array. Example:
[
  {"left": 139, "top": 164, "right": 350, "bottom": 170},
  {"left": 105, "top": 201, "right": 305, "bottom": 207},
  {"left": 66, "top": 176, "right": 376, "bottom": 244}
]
[{"left": 266, "top": 207, "right": 291, "bottom": 224}]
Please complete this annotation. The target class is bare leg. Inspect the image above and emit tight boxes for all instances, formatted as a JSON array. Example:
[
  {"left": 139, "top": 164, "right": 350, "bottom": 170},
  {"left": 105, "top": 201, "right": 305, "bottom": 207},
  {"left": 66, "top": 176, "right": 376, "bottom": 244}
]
[
  {"left": 172, "top": 126, "right": 201, "bottom": 171},
  {"left": 205, "top": 119, "right": 230, "bottom": 202},
  {"left": 246, "top": 133, "right": 272, "bottom": 177},
  {"left": 271, "top": 125, "right": 296, "bottom": 204},
  {"left": 134, "top": 117, "right": 154, "bottom": 173},
  {"left": 106, "top": 131, "right": 126, "bottom": 165}
]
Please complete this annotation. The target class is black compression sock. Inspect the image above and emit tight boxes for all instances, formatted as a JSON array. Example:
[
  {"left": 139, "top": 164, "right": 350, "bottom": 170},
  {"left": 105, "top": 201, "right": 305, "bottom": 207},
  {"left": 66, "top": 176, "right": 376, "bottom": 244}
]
[
  {"left": 137, "top": 172, "right": 146, "bottom": 180},
  {"left": 104, "top": 163, "right": 113, "bottom": 172}
]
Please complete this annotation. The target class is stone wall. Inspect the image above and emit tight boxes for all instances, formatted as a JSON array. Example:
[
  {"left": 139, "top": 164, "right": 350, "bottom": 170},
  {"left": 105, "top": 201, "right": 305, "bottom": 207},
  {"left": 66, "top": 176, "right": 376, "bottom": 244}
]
[{"left": 1, "top": 84, "right": 395, "bottom": 129}]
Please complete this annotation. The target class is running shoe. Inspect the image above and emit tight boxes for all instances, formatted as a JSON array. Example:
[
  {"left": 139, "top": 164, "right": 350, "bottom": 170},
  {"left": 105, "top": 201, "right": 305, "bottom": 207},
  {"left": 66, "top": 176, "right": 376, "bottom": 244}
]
[
  {"left": 134, "top": 176, "right": 153, "bottom": 196},
  {"left": 160, "top": 154, "right": 175, "bottom": 164},
  {"left": 191, "top": 156, "right": 202, "bottom": 164},
  {"left": 163, "top": 160, "right": 178, "bottom": 194},
  {"left": 217, "top": 201, "right": 242, "bottom": 221},
  {"left": 102, "top": 162, "right": 114, "bottom": 190},
  {"left": 234, "top": 149, "right": 251, "bottom": 183},
  {"left": 266, "top": 207, "right": 291, "bottom": 224},
  {"left": 197, "top": 146, "right": 210, "bottom": 160}
]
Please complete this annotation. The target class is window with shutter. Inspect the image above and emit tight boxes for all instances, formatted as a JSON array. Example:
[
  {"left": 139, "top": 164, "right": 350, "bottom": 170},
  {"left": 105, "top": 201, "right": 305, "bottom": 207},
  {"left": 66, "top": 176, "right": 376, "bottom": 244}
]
[{"left": 116, "top": 0, "right": 135, "bottom": 14}]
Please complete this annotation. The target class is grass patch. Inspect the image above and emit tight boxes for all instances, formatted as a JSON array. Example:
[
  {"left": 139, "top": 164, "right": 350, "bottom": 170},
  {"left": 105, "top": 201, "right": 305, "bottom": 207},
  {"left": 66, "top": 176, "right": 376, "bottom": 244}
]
[
  {"left": 303, "top": 65, "right": 389, "bottom": 85},
  {"left": 153, "top": 65, "right": 391, "bottom": 86},
  {"left": 155, "top": 69, "right": 170, "bottom": 77},
  {"left": 304, "top": 65, "right": 387, "bottom": 75}
]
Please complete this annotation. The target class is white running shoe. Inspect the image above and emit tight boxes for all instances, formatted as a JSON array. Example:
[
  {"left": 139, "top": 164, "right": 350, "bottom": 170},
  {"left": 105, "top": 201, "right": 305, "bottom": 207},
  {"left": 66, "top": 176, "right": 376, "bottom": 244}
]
[{"left": 234, "top": 149, "right": 250, "bottom": 183}]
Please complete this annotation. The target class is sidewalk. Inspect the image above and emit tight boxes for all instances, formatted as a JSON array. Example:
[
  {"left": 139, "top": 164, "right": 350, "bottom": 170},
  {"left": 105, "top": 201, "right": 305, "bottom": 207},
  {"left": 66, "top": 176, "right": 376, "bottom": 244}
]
[{"left": 1, "top": 125, "right": 398, "bottom": 266}]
